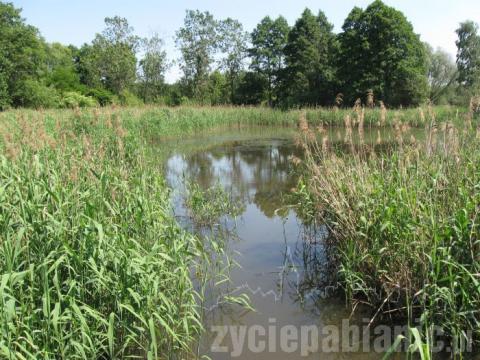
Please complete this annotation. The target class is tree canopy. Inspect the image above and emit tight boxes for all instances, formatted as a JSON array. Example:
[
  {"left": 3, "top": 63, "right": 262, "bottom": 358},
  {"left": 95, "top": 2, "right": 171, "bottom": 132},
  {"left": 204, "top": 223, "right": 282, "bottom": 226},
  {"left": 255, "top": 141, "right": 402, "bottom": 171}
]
[
  {"left": 337, "top": 0, "right": 428, "bottom": 106},
  {"left": 0, "top": 0, "right": 478, "bottom": 109}
]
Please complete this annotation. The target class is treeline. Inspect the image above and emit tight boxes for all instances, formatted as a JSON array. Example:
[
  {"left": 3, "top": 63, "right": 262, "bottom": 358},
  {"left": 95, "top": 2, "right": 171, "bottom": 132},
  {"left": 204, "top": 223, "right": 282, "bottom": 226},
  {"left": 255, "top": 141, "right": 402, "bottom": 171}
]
[{"left": 1, "top": 0, "right": 479, "bottom": 110}]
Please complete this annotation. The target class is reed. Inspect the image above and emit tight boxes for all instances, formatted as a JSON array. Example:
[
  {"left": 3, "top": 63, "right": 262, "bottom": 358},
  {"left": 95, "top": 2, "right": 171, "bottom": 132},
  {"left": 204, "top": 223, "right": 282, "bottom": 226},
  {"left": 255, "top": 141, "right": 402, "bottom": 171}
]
[
  {"left": 0, "top": 108, "right": 235, "bottom": 358},
  {"left": 297, "top": 103, "right": 480, "bottom": 355}
]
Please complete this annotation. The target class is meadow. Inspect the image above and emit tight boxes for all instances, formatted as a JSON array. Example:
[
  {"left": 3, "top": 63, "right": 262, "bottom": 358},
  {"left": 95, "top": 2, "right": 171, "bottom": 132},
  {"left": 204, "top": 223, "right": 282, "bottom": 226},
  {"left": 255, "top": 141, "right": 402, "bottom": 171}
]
[{"left": 0, "top": 102, "right": 478, "bottom": 358}]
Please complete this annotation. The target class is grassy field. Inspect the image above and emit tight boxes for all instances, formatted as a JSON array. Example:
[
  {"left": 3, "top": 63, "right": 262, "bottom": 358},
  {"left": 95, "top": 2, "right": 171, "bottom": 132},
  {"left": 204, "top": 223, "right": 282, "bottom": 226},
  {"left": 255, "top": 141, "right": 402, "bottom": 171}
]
[
  {"left": 295, "top": 104, "right": 480, "bottom": 354},
  {"left": 0, "top": 104, "right": 477, "bottom": 358}
]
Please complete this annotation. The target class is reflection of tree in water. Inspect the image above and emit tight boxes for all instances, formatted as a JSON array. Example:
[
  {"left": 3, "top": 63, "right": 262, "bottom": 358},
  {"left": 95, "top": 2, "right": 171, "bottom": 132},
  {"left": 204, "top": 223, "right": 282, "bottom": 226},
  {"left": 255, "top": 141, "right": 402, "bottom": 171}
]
[
  {"left": 182, "top": 140, "right": 304, "bottom": 218},
  {"left": 280, "top": 222, "right": 340, "bottom": 317}
]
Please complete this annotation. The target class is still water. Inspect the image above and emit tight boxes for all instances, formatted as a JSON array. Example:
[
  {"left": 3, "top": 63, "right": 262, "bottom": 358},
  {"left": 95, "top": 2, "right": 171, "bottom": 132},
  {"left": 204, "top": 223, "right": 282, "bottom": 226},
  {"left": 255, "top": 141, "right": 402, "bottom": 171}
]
[{"left": 164, "top": 127, "right": 405, "bottom": 359}]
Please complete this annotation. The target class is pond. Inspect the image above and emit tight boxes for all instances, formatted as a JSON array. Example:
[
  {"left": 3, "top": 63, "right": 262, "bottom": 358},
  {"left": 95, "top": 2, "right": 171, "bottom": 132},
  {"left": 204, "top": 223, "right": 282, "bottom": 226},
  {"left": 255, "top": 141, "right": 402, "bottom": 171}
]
[{"left": 164, "top": 126, "right": 411, "bottom": 359}]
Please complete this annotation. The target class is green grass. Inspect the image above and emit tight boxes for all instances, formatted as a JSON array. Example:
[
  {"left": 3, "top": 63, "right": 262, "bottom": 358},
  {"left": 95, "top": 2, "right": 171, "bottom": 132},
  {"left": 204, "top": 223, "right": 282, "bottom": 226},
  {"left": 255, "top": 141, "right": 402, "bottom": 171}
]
[
  {"left": 298, "top": 110, "right": 480, "bottom": 355},
  {"left": 0, "top": 107, "right": 238, "bottom": 358}
]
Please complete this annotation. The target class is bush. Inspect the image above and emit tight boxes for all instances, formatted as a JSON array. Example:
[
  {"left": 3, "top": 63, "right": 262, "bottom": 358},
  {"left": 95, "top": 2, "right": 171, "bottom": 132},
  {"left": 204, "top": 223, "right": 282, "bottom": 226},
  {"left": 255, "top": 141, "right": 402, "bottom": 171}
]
[
  {"left": 19, "top": 80, "right": 61, "bottom": 108},
  {"left": 85, "top": 88, "right": 116, "bottom": 106},
  {"left": 118, "top": 89, "right": 143, "bottom": 106},
  {"left": 61, "top": 91, "right": 98, "bottom": 108}
]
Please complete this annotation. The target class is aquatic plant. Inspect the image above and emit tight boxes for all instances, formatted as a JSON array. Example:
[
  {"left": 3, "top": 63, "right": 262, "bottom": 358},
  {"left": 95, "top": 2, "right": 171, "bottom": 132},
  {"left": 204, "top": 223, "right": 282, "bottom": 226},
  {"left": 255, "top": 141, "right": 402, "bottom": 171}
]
[{"left": 297, "top": 102, "right": 480, "bottom": 355}]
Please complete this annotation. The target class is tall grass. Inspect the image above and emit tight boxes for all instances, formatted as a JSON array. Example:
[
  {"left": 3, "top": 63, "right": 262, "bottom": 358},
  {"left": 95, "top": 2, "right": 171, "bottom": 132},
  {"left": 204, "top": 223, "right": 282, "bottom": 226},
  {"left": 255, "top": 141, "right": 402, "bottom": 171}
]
[
  {"left": 0, "top": 109, "right": 230, "bottom": 358},
  {"left": 297, "top": 104, "right": 480, "bottom": 354},
  {"left": 0, "top": 104, "right": 468, "bottom": 142}
]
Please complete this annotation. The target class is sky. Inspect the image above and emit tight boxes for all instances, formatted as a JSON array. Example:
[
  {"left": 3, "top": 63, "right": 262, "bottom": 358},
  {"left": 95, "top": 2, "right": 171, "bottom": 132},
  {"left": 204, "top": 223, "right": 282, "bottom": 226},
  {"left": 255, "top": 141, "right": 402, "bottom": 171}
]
[{"left": 11, "top": 0, "right": 480, "bottom": 83}]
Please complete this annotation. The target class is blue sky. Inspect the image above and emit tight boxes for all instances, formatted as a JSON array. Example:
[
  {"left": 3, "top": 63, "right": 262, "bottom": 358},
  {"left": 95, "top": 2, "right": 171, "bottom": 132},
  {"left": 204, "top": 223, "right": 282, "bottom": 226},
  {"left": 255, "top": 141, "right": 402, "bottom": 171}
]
[{"left": 11, "top": 0, "right": 480, "bottom": 83}]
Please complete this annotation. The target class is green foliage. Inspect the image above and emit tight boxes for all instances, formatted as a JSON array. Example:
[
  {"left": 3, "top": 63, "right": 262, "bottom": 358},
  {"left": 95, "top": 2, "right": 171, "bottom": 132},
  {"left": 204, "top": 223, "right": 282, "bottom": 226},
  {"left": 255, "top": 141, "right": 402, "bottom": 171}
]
[
  {"left": 44, "top": 43, "right": 83, "bottom": 92},
  {"left": 138, "top": 33, "right": 168, "bottom": 103},
  {"left": 249, "top": 16, "right": 290, "bottom": 105},
  {"left": 60, "top": 91, "right": 98, "bottom": 108},
  {"left": 185, "top": 182, "right": 244, "bottom": 226},
  {"left": 281, "top": 9, "right": 337, "bottom": 107},
  {"left": 92, "top": 17, "right": 139, "bottom": 94},
  {"left": 337, "top": 0, "right": 429, "bottom": 106},
  {"left": 425, "top": 44, "right": 458, "bottom": 104},
  {"left": 0, "top": 106, "right": 247, "bottom": 358},
  {"left": 19, "top": 80, "right": 61, "bottom": 108},
  {"left": 85, "top": 87, "right": 116, "bottom": 106},
  {"left": 0, "top": 1, "right": 477, "bottom": 110},
  {"left": 0, "top": 1, "right": 46, "bottom": 109},
  {"left": 217, "top": 18, "right": 249, "bottom": 103},
  {"left": 176, "top": 10, "right": 219, "bottom": 100},
  {"left": 118, "top": 89, "right": 143, "bottom": 106},
  {"left": 456, "top": 21, "right": 480, "bottom": 88},
  {"left": 235, "top": 71, "right": 269, "bottom": 105}
]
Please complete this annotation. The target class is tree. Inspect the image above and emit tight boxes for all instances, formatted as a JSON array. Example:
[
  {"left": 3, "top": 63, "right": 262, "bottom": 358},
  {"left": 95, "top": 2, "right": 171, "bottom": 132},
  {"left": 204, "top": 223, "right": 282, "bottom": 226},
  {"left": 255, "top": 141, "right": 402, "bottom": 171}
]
[
  {"left": 456, "top": 21, "right": 480, "bottom": 88},
  {"left": 425, "top": 45, "right": 457, "bottom": 103},
  {"left": 249, "top": 16, "right": 289, "bottom": 105},
  {"left": 337, "top": 0, "right": 428, "bottom": 106},
  {"left": 138, "top": 33, "right": 168, "bottom": 103},
  {"left": 44, "top": 43, "right": 82, "bottom": 92},
  {"left": 93, "top": 16, "right": 139, "bottom": 94},
  {"left": 235, "top": 71, "right": 269, "bottom": 105},
  {"left": 217, "top": 18, "right": 248, "bottom": 103},
  {"left": 176, "top": 10, "right": 218, "bottom": 101},
  {"left": 0, "top": 2, "right": 46, "bottom": 108},
  {"left": 281, "top": 9, "right": 337, "bottom": 106}
]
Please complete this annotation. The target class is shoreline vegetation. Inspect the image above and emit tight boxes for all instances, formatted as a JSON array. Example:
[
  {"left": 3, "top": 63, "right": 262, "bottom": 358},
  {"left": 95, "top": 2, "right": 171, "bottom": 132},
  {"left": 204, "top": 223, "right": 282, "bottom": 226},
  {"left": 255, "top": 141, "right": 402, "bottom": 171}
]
[
  {"left": 0, "top": 104, "right": 471, "bottom": 139},
  {"left": 294, "top": 101, "right": 480, "bottom": 355},
  {"left": 0, "top": 102, "right": 478, "bottom": 358}
]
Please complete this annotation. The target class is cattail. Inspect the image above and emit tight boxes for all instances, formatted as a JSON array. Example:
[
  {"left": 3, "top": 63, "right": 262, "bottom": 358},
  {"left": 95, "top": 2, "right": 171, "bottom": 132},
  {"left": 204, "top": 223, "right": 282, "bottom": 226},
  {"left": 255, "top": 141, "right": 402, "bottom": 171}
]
[
  {"left": 419, "top": 107, "right": 425, "bottom": 125},
  {"left": 298, "top": 112, "right": 309, "bottom": 132},
  {"left": 379, "top": 101, "right": 387, "bottom": 127},
  {"left": 322, "top": 135, "right": 329, "bottom": 153},
  {"left": 366, "top": 89, "right": 374, "bottom": 108}
]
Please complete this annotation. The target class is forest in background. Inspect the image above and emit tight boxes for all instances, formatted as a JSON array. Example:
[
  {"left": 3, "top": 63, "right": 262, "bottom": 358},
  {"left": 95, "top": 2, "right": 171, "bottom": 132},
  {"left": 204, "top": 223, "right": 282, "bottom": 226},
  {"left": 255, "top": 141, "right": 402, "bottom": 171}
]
[{"left": 0, "top": 0, "right": 479, "bottom": 110}]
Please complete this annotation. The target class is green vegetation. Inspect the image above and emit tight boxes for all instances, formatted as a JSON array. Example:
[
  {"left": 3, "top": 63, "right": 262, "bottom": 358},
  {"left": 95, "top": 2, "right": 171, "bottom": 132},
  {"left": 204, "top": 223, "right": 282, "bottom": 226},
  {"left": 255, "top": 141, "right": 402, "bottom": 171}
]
[
  {"left": 1, "top": 0, "right": 479, "bottom": 110},
  {"left": 296, "top": 103, "right": 480, "bottom": 353},
  {"left": 0, "top": 106, "right": 246, "bottom": 358}
]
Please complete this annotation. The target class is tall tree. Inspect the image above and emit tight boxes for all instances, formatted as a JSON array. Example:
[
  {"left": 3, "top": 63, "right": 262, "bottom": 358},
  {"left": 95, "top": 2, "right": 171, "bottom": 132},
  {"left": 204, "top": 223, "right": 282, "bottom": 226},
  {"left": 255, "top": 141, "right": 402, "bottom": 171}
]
[
  {"left": 91, "top": 16, "right": 139, "bottom": 94},
  {"left": 217, "top": 18, "right": 248, "bottom": 103},
  {"left": 425, "top": 45, "right": 457, "bottom": 103},
  {"left": 456, "top": 21, "right": 480, "bottom": 88},
  {"left": 138, "top": 33, "right": 168, "bottom": 103},
  {"left": 0, "top": 2, "right": 45, "bottom": 108},
  {"left": 249, "top": 16, "right": 289, "bottom": 105},
  {"left": 337, "top": 0, "right": 428, "bottom": 106},
  {"left": 176, "top": 10, "right": 218, "bottom": 101},
  {"left": 281, "top": 9, "right": 337, "bottom": 106}
]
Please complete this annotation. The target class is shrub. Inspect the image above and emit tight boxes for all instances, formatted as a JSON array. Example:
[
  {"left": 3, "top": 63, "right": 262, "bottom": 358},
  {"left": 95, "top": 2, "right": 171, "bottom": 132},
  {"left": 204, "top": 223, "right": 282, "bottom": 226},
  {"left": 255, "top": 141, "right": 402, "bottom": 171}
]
[
  {"left": 118, "top": 89, "right": 143, "bottom": 106},
  {"left": 61, "top": 91, "right": 98, "bottom": 108},
  {"left": 85, "top": 88, "right": 116, "bottom": 106},
  {"left": 18, "top": 80, "right": 61, "bottom": 108}
]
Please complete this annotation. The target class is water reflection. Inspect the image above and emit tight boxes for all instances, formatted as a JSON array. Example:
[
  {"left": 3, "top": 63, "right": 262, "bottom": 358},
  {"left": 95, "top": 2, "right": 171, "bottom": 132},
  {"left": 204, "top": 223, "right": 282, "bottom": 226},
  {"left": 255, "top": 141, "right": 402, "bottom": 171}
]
[{"left": 164, "top": 128, "right": 394, "bottom": 359}]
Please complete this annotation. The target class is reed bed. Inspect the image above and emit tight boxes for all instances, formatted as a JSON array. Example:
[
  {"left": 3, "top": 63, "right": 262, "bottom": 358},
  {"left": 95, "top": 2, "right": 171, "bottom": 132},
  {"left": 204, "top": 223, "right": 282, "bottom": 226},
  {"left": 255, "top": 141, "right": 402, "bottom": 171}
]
[
  {"left": 0, "top": 105, "right": 468, "bottom": 142},
  {"left": 296, "top": 102, "right": 480, "bottom": 354},
  {"left": 0, "top": 109, "right": 229, "bottom": 358}
]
